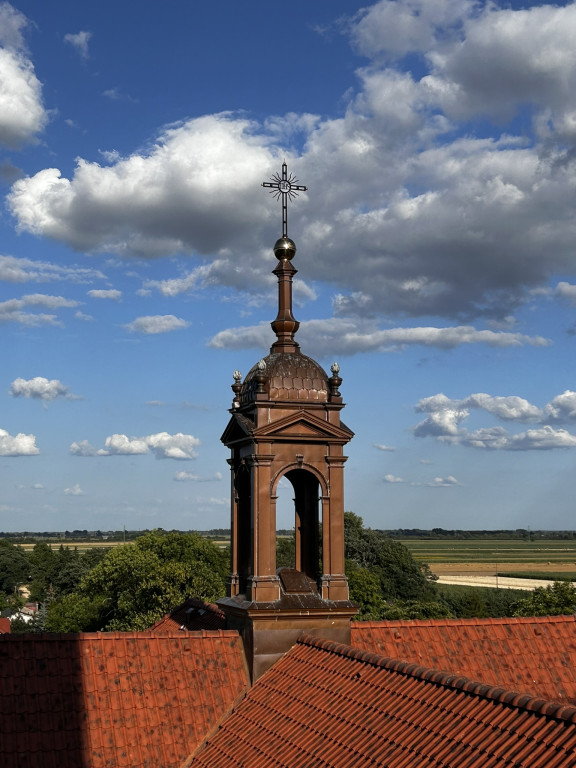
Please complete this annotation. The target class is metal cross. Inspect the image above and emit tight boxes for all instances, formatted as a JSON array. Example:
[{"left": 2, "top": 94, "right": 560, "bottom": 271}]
[{"left": 262, "top": 161, "right": 307, "bottom": 239}]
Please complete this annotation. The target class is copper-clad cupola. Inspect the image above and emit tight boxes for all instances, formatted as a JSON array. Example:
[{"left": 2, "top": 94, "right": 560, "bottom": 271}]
[{"left": 219, "top": 162, "right": 356, "bottom": 680}]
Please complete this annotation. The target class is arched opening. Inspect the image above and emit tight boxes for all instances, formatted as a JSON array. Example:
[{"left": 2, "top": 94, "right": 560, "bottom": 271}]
[
  {"left": 234, "top": 464, "right": 251, "bottom": 594},
  {"left": 276, "top": 477, "right": 295, "bottom": 569},
  {"left": 284, "top": 468, "right": 321, "bottom": 585}
]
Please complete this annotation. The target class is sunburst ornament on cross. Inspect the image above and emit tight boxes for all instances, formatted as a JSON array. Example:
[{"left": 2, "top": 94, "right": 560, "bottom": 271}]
[{"left": 262, "top": 161, "right": 307, "bottom": 238}]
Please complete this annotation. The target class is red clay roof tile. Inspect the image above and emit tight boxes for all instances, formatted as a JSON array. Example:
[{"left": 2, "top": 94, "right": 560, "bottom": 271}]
[
  {"left": 352, "top": 615, "right": 576, "bottom": 705},
  {"left": 188, "top": 633, "right": 576, "bottom": 768},
  {"left": 0, "top": 630, "right": 248, "bottom": 768}
]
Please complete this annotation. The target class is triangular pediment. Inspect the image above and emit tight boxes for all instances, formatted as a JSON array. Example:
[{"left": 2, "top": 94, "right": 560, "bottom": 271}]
[
  {"left": 221, "top": 412, "right": 255, "bottom": 445},
  {"left": 254, "top": 410, "right": 354, "bottom": 442}
]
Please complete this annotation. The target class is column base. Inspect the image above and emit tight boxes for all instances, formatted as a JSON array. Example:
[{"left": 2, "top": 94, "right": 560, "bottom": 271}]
[
  {"left": 246, "top": 574, "right": 281, "bottom": 602},
  {"left": 320, "top": 573, "right": 350, "bottom": 601}
]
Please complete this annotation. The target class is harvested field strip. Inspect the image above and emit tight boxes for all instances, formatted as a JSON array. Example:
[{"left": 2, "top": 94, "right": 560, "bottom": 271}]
[{"left": 396, "top": 538, "right": 576, "bottom": 564}]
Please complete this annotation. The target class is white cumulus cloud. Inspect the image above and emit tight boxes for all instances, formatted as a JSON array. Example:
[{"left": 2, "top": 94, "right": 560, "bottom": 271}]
[
  {"left": 0, "top": 4, "right": 47, "bottom": 148},
  {"left": 69, "top": 440, "right": 98, "bottom": 457},
  {"left": 415, "top": 393, "right": 542, "bottom": 422},
  {"left": 87, "top": 288, "right": 122, "bottom": 300},
  {"left": 0, "top": 427, "right": 39, "bottom": 456},
  {"left": 413, "top": 388, "right": 576, "bottom": 450},
  {"left": 556, "top": 282, "right": 576, "bottom": 306},
  {"left": 71, "top": 432, "right": 200, "bottom": 460},
  {"left": 64, "top": 483, "right": 84, "bottom": 496},
  {"left": 0, "top": 294, "right": 79, "bottom": 326},
  {"left": 426, "top": 475, "right": 462, "bottom": 487},
  {"left": 10, "top": 376, "right": 81, "bottom": 401},
  {"left": 0, "top": 255, "right": 105, "bottom": 284},
  {"left": 209, "top": 318, "right": 548, "bottom": 357},
  {"left": 543, "top": 391, "right": 576, "bottom": 423},
  {"left": 8, "top": 116, "right": 276, "bottom": 257},
  {"left": 63, "top": 30, "right": 91, "bottom": 59},
  {"left": 174, "top": 471, "right": 223, "bottom": 482},
  {"left": 125, "top": 315, "right": 189, "bottom": 334}
]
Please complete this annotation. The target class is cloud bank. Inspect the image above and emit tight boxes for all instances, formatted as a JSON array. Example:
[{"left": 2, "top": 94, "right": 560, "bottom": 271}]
[
  {"left": 413, "top": 389, "right": 576, "bottom": 450},
  {"left": 8, "top": 0, "right": 576, "bottom": 331},
  {"left": 70, "top": 431, "right": 200, "bottom": 460},
  {"left": 0, "top": 294, "right": 79, "bottom": 326},
  {"left": 209, "top": 318, "right": 548, "bottom": 355}
]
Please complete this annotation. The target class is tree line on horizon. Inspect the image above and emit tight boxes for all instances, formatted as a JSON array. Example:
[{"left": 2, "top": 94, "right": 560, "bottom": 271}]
[
  {"left": 1, "top": 514, "right": 575, "bottom": 633},
  {"left": 3, "top": 527, "right": 576, "bottom": 542}
]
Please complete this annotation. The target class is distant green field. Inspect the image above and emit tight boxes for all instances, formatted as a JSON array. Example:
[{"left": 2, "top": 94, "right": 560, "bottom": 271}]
[
  {"left": 18, "top": 541, "right": 120, "bottom": 553},
  {"left": 499, "top": 571, "right": 576, "bottom": 581},
  {"left": 396, "top": 538, "right": 576, "bottom": 564}
]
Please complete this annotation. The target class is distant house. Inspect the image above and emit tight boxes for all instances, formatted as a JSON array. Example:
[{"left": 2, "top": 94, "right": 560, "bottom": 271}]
[{"left": 11, "top": 602, "right": 39, "bottom": 624}]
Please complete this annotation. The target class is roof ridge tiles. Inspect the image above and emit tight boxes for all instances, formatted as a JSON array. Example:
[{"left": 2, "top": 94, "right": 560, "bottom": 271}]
[
  {"left": 297, "top": 633, "right": 576, "bottom": 723},
  {"left": 0, "top": 629, "right": 240, "bottom": 643},
  {"left": 353, "top": 614, "right": 576, "bottom": 628}
]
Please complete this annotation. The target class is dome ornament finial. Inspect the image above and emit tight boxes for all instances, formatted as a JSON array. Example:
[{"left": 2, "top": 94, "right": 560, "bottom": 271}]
[
  {"left": 262, "top": 160, "right": 307, "bottom": 240},
  {"left": 231, "top": 370, "right": 243, "bottom": 407},
  {"left": 329, "top": 361, "right": 342, "bottom": 400},
  {"left": 255, "top": 359, "right": 267, "bottom": 395}
]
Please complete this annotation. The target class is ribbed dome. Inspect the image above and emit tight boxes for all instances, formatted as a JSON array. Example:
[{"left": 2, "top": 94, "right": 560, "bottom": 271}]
[{"left": 241, "top": 352, "right": 329, "bottom": 403}]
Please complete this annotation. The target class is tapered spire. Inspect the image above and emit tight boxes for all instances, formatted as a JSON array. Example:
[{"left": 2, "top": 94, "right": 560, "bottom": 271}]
[{"left": 270, "top": 236, "right": 300, "bottom": 353}]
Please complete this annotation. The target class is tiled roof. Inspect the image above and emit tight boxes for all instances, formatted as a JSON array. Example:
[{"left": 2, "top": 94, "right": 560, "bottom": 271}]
[
  {"left": 150, "top": 597, "right": 226, "bottom": 632},
  {"left": 0, "top": 630, "right": 249, "bottom": 768},
  {"left": 352, "top": 615, "right": 576, "bottom": 704},
  {"left": 189, "top": 633, "right": 576, "bottom": 768},
  {"left": 241, "top": 352, "right": 329, "bottom": 403}
]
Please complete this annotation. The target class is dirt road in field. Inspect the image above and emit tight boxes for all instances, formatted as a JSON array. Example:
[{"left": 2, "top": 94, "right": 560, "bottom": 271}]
[
  {"left": 430, "top": 562, "right": 576, "bottom": 590},
  {"left": 434, "top": 575, "right": 559, "bottom": 591}
]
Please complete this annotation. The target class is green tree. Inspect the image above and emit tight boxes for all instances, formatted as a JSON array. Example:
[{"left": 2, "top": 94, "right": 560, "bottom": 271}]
[
  {"left": 0, "top": 540, "right": 29, "bottom": 595},
  {"left": 27, "top": 542, "right": 58, "bottom": 601},
  {"left": 378, "top": 599, "right": 453, "bottom": 620},
  {"left": 136, "top": 529, "right": 228, "bottom": 582},
  {"left": 343, "top": 513, "right": 442, "bottom": 620},
  {"left": 513, "top": 581, "right": 576, "bottom": 617},
  {"left": 346, "top": 560, "right": 384, "bottom": 620},
  {"left": 51, "top": 547, "right": 109, "bottom": 596},
  {"left": 437, "top": 584, "right": 525, "bottom": 619},
  {"left": 344, "top": 512, "right": 436, "bottom": 602},
  {"left": 276, "top": 536, "right": 296, "bottom": 569},
  {"left": 47, "top": 530, "right": 227, "bottom": 632},
  {"left": 46, "top": 593, "right": 106, "bottom": 632}
]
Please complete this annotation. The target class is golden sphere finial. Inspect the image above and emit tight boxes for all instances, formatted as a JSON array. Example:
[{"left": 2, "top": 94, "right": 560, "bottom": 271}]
[{"left": 273, "top": 236, "right": 296, "bottom": 261}]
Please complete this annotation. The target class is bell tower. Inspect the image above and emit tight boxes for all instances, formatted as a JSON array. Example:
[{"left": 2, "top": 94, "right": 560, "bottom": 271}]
[{"left": 219, "top": 162, "right": 356, "bottom": 680}]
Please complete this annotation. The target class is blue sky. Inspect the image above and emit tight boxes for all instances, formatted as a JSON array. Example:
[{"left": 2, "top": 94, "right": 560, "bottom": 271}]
[{"left": 3, "top": 0, "right": 576, "bottom": 532}]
